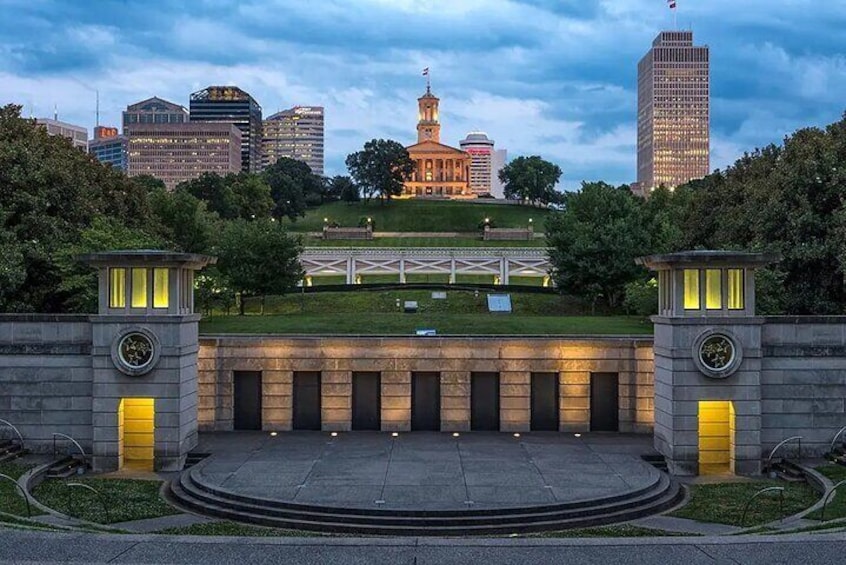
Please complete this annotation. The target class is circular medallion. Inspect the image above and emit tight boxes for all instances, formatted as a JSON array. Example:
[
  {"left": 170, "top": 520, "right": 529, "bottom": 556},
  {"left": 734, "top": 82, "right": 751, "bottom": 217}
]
[
  {"left": 111, "top": 328, "right": 161, "bottom": 376},
  {"left": 692, "top": 330, "right": 742, "bottom": 379}
]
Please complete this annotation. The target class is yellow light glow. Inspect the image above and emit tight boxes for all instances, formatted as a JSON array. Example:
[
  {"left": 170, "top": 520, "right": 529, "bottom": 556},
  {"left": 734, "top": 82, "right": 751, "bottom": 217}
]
[
  {"left": 121, "top": 398, "right": 154, "bottom": 471},
  {"left": 699, "top": 400, "right": 732, "bottom": 475},
  {"left": 131, "top": 268, "right": 147, "bottom": 308},
  {"left": 153, "top": 268, "right": 169, "bottom": 309},
  {"left": 109, "top": 268, "right": 126, "bottom": 308},
  {"left": 705, "top": 269, "right": 722, "bottom": 310},
  {"left": 728, "top": 269, "right": 744, "bottom": 310},
  {"left": 452, "top": 432, "right": 460, "bottom": 438},
  {"left": 684, "top": 269, "right": 700, "bottom": 310}
]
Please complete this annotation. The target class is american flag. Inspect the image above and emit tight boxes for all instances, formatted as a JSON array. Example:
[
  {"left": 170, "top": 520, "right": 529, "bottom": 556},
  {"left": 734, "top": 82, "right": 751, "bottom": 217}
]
[
  {"left": 422, "top": 67, "right": 429, "bottom": 76},
  {"left": 668, "top": 0, "right": 676, "bottom": 8}
]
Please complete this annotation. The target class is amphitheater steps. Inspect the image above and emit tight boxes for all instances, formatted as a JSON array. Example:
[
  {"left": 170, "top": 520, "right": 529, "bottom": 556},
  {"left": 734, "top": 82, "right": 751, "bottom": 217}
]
[{"left": 166, "top": 466, "right": 683, "bottom": 536}]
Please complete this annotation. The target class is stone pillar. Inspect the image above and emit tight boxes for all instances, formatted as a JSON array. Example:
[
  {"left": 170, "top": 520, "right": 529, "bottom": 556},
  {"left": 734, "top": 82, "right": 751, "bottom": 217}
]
[
  {"left": 381, "top": 371, "right": 410, "bottom": 431},
  {"left": 322, "top": 371, "right": 351, "bottom": 431},
  {"left": 399, "top": 258, "right": 406, "bottom": 284},
  {"left": 449, "top": 258, "right": 456, "bottom": 284},
  {"left": 441, "top": 371, "right": 470, "bottom": 431},
  {"left": 500, "top": 371, "right": 530, "bottom": 432}
]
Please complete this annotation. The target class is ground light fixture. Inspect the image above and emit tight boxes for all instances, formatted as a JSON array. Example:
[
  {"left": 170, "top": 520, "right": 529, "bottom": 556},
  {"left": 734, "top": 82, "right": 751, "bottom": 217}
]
[
  {"left": 513, "top": 433, "right": 521, "bottom": 438},
  {"left": 270, "top": 432, "right": 277, "bottom": 437},
  {"left": 391, "top": 432, "right": 399, "bottom": 437},
  {"left": 574, "top": 433, "right": 582, "bottom": 438},
  {"left": 452, "top": 432, "right": 460, "bottom": 438},
  {"left": 330, "top": 432, "right": 338, "bottom": 437}
]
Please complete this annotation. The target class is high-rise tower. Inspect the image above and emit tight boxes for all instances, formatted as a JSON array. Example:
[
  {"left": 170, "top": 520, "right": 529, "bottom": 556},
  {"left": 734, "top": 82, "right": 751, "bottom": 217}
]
[
  {"left": 637, "top": 31, "right": 710, "bottom": 193},
  {"left": 189, "top": 86, "right": 263, "bottom": 174},
  {"left": 417, "top": 86, "right": 440, "bottom": 143},
  {"left": 262, "top": 106, "right": 325, "bottom": 175}
]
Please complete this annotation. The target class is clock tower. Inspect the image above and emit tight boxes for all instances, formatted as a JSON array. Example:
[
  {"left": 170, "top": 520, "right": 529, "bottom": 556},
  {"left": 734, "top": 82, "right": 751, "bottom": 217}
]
[{"left": 417, "top": 86, "right": 440, "bottom": 144}]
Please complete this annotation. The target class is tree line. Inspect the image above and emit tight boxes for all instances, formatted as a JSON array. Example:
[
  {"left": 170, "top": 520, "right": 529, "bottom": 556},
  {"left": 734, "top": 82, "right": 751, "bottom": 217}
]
[{"left": 546, "top": 112, "right": 846, "bottom": 315}]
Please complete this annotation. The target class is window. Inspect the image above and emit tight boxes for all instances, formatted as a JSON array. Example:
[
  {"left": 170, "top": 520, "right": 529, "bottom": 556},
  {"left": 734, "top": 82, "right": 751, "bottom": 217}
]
[
  {"left": 153, "top": 269, "right": 169, "bottom": 309},
  {"left": 131, "top": 268, "right": 148, "bottom": 308},
  {"left": 684, "top": 269, "right": 700, "bottom": 310},
  {"left": 110, "top": 268, "right": 126, "bottom": 308},
  {"left": 728, "top": 269, "right": 744, "bottom": 310},
  {"left": 705, "top": 269, "right": 722, "bottom": 310}
]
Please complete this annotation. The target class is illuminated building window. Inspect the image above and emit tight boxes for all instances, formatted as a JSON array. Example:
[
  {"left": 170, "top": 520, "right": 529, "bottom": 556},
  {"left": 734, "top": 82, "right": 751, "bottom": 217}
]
[
  {"left": 131, "top": 268, "right": 148, "bottom": 308},
  {"left": 728, "top": 269, "right": 744, "bottom": 310},
  {"left": 110, "top": 268, "right": 126, "bottom": 308},
  {"left": 153, "top": 268, "right": 169, "bottom": 309},
  {"left": 684, "top": 269, "right": 700, "bottom": 310},
  {"left": 705, "top": 269, "right": 721, "bottom": 310}
]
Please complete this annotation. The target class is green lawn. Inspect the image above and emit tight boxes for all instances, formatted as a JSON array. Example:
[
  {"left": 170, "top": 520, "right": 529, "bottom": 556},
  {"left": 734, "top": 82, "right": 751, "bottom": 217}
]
[
  {"left": 303, "top": 237, "right": 547, "bottom": 248},
  {"left": 807, "top": 465, "right": 846, "bottom": 521},
  {"left": 670, "top": 480, "right": 819, "bottom": 527},
  {"left": 158, "top": 521, "right": 320, "bottom": 537},
  {"left": 0, "top": 462, "right": 42, "bottom": 517},
  {"left": 201, "top": 314, "right": 650, "bottom": 335},
  {"left": 533, "top": 524, "right": 686, "bottom": 538},
  {"left": 32, "top": 478, "right": 180, "bottom": 524},
  {"left": 282, "top": 200, "right": 552, "bottom": 233}
]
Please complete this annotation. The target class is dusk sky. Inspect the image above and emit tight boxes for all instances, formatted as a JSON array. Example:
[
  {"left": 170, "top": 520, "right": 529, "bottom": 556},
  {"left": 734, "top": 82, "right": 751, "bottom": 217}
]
[{"left": 1, "top": 0, "right": 845, "bottom": 189}]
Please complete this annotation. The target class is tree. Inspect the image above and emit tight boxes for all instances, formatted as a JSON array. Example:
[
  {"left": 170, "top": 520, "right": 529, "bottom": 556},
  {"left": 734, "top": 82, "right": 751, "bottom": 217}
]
[
  {"left": 345, "top": 139, "right": 415, "bottom": 204},
  {"left": 0, "top": 104, "right": 154, "bottom": 312},
  {"left": 263, "top": 157, "right": 321, "bottom": 221},
  {"left": 228, "top": 173, "right": 274, "bottom": 220},
  {"left": 216, "top": 220, "right": 304, "bottom": 315},
  {"left": 327, "top": 175, "right": 359, "bottom": 203},
  {"left": 546, "top": 182, "right": 651, "bottom": 310},
  {"left": 178, "top": 173, "right": 239, "bottom": 219},
  {"left": 150, "top": 189, "right": 219, "bottom": 254},
  {"left": 498, "top": 156, "right": 563, "bottom": 206}
]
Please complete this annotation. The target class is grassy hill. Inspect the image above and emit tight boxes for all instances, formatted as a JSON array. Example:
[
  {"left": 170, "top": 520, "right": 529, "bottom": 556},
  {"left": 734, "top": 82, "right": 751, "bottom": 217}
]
[
  {"left": 200, "top": 290, "right": 651, "bottom": 335},
  {"left": 282, "top": 200, "right": 553, "bottom": 233}
]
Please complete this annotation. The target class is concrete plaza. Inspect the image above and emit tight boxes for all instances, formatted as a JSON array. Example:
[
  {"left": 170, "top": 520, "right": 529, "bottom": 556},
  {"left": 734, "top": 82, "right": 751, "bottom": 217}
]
[{"left": 193, "top": 431, "right": 661, "bottom": 511}]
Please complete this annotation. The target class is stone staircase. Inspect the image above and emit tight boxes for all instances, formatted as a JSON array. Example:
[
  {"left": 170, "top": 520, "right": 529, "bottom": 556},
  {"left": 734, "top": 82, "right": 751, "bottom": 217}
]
[{"left": 166, "top": 465, "right": 684, "bottom": 536}]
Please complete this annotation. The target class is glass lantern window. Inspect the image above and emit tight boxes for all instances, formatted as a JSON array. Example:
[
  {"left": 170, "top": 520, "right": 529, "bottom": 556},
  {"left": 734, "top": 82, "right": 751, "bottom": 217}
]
[
  {"left": 131, "top": 268, "right": 148, "bottom": 308},
  {"left": 728, "top": 269, "right": 745, "bottom": 310},
  {"left": 684, "top": 269, "right": 700, "bottom": 310},
  {"left": 705, "top": 269, "right": 722, "bottom": 310},
  {"left": 153, "top": 268, "right": 169, "bottom": 309},
  {"left": 109, "top": 268, "right": 126, "bottom": 308}
]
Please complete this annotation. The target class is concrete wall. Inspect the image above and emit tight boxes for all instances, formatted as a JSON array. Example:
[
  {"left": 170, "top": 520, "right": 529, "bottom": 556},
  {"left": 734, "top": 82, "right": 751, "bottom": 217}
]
[
  {"left": 0, "top": 315, "right": 93, "bottom": 452},
  {"left": 760, "top": 318, "right": 846, "bottom": 456},
  {"left": 197, "top": 336, "right": 656, "bottom": 433}
]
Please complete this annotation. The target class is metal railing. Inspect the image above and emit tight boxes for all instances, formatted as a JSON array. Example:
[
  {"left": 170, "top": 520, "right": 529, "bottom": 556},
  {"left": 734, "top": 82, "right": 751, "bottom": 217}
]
[
  {"left": 64, "top": 482, "right": 110, "bottom": 523},
  {"left": 52, "top": 433, "right": 87, "bottom": 465},
  {"left": 0, "top": 473, "right": 32, "bottom": 518},
  {"left": 829, "top": 426, "right": 846, "bottom": 454},
  {"left": 767, "top": 436, "right": 803, "bottom": 467},
  {"left": 0, "top": 419, "right": 24, "bottom": 449},
  {"left": 820, "top": 479, "right": 846, "bottom": 521},
  {"left": 740, "top": 486, "right": 785, "bottom": 526}
]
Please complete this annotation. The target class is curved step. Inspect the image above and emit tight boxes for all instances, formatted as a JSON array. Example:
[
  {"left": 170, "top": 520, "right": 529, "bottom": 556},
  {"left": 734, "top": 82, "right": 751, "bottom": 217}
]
[{"left": 166, "top": 467, "right": 683, "bottom": 535}]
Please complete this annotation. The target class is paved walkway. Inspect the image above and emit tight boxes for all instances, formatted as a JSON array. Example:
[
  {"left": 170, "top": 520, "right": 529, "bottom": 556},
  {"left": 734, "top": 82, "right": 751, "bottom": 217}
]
[
  {"left": 1, "top": 528, "right": 845, "bottom": 564},
  {"left": 194, "top": 432, "right": 661, "bottom": 511}
]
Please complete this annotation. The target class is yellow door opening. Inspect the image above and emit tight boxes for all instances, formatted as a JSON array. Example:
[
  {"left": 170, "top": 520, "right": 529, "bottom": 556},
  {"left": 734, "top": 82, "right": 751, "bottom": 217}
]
[
  {"left": 698, "top": 400, "right": 734, "bottom": 475},
  {"left": 119, "top": 398, "right": 155, "bottom": 471}
]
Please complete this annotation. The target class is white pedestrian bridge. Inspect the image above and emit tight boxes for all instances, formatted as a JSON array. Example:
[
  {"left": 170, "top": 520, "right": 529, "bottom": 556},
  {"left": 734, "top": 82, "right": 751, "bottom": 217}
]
[{"left": 301, "top": 247, "right": 552, "bottom": 285}]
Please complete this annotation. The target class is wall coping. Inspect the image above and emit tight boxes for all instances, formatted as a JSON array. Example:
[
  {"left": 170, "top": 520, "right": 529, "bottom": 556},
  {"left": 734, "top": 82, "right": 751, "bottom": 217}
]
[
  {"left": 199, "top": 334, "right": 655, "bottom": 343},
  {"left": 764, "top": 316, "right": 846, "bottom": 325},
  {"left": 0, "top": 314, "right": 91, "bottom": 322}
]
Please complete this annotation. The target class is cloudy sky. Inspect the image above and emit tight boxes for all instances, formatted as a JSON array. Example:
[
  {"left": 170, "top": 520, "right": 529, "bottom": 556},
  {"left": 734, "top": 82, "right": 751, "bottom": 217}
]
[{"left": 1, "top": 0, "right": 845, "bottom": 189}]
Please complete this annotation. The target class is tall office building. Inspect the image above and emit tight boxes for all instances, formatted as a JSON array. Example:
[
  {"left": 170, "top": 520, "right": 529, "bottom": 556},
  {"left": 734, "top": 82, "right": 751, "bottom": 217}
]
[
  {"left": 459, "top": 131, "right": 508, "bottom": 198},
  {"left": 89, "top": 125, "right": 128, "bottom": 171},
  {"left": 126, "top": 123, "right": 242, "bottom": 190},
  {"left": 637, "top": 31, "right": 709, "bottom": 193},
  {"left": 190, "top": 86, "right": 262, "bottom": 173},
  {"left": 262, "top": 106, "right": 325, "bottom": 175},
  {"left": 122, "top": 97, "right": 189, "bottom": 134},
  {"left": 36, "top": 118, "right": 88, "bottom": 150}
]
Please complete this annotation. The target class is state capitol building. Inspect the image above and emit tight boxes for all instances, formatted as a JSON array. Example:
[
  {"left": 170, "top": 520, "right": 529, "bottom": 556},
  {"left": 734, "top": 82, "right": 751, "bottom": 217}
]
[{"left": 401, "top": 86, "right": 473, "bottom": 199}]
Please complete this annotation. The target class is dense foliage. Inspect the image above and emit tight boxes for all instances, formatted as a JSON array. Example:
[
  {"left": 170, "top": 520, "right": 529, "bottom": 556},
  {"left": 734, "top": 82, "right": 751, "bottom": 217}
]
[
  {"left": 498, "top": 155, "right": 564, "bottom": 206},
  {"left": 345, "top": 139, "right": 415, "bottom": 204},
  {"left": 0, "top": 104, "right": 304, "bottom": 313},
  {"left": 546, "top": 113, "right": 846, "bottom": 314}
]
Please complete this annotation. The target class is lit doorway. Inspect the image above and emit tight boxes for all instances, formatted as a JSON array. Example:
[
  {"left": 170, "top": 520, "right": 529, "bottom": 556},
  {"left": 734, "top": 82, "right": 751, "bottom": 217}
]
[
  {"left": 698, "top": 401, "right": 735, "bottom": 475},
  {"left": 119, "top": 398, "right": 155, "bottom": 471}
]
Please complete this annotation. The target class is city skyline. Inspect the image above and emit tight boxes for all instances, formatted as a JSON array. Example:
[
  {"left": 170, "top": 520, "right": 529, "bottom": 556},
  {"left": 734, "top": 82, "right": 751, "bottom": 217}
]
[{"left": 1, "top": 1, "right": 844, "bottom": 189}]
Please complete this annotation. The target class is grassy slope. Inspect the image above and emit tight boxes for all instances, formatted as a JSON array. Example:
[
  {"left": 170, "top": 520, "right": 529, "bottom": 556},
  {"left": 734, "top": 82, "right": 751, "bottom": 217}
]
[
  {"left": 204, "top": 290, "right": 649, "bottom": 335},
  {"left": 0, "top": 462, "right": 42, "bottom": 517},
  {"left": 283, "top": 200, "right": 552, "bottom": 233}
]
